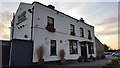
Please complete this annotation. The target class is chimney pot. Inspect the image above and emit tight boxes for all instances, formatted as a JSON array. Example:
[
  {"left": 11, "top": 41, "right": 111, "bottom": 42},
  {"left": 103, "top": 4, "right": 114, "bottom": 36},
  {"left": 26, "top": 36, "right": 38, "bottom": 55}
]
[{"left": 47, "top": 4, "right": 55, "bottom": 9}]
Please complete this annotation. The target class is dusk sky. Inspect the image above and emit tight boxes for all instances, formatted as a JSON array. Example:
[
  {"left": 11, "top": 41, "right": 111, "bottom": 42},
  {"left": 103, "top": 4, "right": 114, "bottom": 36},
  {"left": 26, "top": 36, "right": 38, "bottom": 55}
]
[{"left": 0, "top": 0, "right": 119, "bottom": 49}]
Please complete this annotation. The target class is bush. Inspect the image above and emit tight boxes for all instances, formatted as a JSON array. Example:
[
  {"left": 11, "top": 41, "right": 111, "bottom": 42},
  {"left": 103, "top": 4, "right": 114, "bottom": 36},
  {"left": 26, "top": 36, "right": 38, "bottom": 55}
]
[
  {"left": 37, "top": 46, "right": 44, "bottom": 59},
  {"left": 118, "top": 61, "right": 120, "bottom": 66},
  {"left": 111, "top": 59, "right": 119, "bottom": 65},
  {"left": 106, "top": 58, "right": 120, "bottom": 67},
  {"left": 78, "top": 56, "right": 84, "bottom": 62},
  {"left": 60, "top": 49, "right": 65, "bottom": 59}
]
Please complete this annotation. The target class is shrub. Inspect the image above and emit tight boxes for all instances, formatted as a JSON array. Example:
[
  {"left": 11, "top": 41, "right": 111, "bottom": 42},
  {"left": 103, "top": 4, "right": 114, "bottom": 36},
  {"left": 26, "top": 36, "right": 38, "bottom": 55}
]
[
  {"left": 111, "top": 59, "right": 119, "bottom": 65},
  {"left": 37, "top": 46, "right": 44, "bottom": 59},
  {"left": 59, "top": 49, "right": 66, "bottom": 65},
  {"left": 60, "top": 49, "right": 65, "bottom": 59},
  {"left": 106, "top": 58, "right": 120, "bottom": 67},
  {"left": 118, "top": 61, "right": 120, "bottom": 66},
  {"left": 78, "top": 56, "right": 84, "bottom": 62}
]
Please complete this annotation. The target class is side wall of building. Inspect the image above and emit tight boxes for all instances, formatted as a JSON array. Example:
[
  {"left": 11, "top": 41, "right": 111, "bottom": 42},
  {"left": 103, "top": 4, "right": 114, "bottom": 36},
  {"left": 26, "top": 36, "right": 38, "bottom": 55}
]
[
  {"left": 95, "top": 37, "right": 104, "bottom": 57},
  {"left": 13, "top": 3, "right": 32, "bottom": 40}
]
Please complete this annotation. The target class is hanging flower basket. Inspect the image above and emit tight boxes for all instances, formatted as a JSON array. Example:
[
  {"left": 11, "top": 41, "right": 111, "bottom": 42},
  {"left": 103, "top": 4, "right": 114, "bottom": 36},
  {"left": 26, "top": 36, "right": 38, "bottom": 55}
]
[
  {"left": 46, "top": 25, "right": 56, "bottom": 32},
  {"left": 88, "top": 36, "right": 92, "bottom": 40},
  {"left": 70, "top": 32, "right": 75, "bottom": 36}
]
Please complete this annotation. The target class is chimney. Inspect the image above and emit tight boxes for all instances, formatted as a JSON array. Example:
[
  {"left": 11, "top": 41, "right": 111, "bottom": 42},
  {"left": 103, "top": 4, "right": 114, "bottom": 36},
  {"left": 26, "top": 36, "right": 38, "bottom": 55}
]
[
  {"left": 47, "top": 4, "right": 55, "bottom": 9},
  {"left": 80, "top": 17, "right": 85, "bottom": 23}
]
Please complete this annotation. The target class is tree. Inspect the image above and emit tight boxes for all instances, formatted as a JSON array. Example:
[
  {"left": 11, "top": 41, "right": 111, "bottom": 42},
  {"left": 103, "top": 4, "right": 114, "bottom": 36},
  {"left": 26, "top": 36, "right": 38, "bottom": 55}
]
[{"left": 103, "top": 44, "right": 109, "bottom": 52}]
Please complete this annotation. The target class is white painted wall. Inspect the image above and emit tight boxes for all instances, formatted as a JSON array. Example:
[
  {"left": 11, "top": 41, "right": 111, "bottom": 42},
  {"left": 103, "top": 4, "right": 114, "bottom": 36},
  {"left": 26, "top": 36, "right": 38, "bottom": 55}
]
[
  {"left": 11, "top": 2, "right": 96, "bottom": 63},
  {"left": 32, "top": 2, "right": 96, "bottom": 62},
  {"left": 13, "top": 3, "right": 32, "bottom": 40}
]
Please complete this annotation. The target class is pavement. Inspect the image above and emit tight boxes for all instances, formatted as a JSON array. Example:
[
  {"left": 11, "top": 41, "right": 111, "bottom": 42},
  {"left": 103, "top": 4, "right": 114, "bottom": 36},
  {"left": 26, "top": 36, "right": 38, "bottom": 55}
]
[{"left": 65, "top": 55, "right": 114, "bottom": 66}]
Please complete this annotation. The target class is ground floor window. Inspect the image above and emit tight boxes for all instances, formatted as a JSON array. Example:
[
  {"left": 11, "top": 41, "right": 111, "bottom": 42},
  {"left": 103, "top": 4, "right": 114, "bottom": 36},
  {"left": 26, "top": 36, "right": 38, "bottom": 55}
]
[
  {"left": 69, "top": 40, "right": 78, "bottom": 54},
  {"left": 88, "top": 44, "right": 94, "bottom": 54},
  {"left": 50, "top": 40, "right": 56, "bottom": 56}
]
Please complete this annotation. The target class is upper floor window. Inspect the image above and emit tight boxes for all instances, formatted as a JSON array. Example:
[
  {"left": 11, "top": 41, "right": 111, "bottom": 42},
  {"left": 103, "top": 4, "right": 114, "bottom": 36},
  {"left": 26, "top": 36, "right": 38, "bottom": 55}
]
[
  {"left": 47, "top": 16, "right": 54, "bottom": 27},
  {"left": 46, "top": 16, "right": 55, "bottom": 32},
  {"left": 80, "top": 27, "right": 84, "bottom": 37},
  {"left": 88, "top": 30, "right": 92, "bottom": 40},
  {"left": 70, "top": 24, "right": 75, "bottom": 36}
]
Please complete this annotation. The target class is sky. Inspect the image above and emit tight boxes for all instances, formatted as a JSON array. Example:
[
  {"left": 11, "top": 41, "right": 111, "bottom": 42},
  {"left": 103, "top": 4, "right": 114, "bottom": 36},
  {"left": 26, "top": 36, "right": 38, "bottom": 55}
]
[{"left": 0, "top": 0, "right": 119, "bottom": 49}]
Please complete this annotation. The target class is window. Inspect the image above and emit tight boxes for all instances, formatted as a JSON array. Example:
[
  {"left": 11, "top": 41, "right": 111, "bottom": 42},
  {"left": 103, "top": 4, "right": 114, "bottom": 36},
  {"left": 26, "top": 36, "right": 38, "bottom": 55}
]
[
  {"left": 91, "top": 45, "right": 94, "bottom": 54},
  {"left": 70, "top": 24, "right": 75, "bottom": 35},
  {"left": 69, "top": 41, "right": 78, "bottom": 54},
  {"left": 88, "top": 45, "right": 92, "bottom": 54},
  {"left": 80, "top": 27, "right": 84, "bottom": 37},
  {"left": 47, "top": 16, "right": 54, "bottom": 27},
  {"left": 88, "top": 30, "right": 92, "bottom": 40},
  {"left": 50, "top": 40, "right": 56, "bottom": 56},
  {"left": 88, "top": 30, "right": 91, "bottom": 37},
  {"left": 88, "top": 44, "right": 94, "bottom": 54},
  {"left": 46, "top": 16, "right": 55, "bottom": 32}
]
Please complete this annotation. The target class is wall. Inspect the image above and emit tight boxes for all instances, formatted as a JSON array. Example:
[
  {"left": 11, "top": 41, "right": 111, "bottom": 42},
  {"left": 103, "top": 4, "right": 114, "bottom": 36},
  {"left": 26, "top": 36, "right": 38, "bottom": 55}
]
[
  {"left": 32, "top": 3, "right": 96, "bottom": 62},
  {"left": 2, "top": 40, "right": 11, "bottom": 66},
  {"left": 13, "top": 3, "right": 32, "bottom": 40},
  {"left": 95, "top": 37, "right": 104, "bottom": 56}
]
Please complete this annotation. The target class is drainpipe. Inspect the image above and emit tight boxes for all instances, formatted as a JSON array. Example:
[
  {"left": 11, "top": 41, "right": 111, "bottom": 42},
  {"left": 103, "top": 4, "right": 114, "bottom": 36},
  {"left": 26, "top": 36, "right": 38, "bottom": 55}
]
[
  {"left": 11, "top": 13, "right": 15, "bottom": 39},
  {"left": 9, "top": 13, "right": 15, "bottom": 66},
  {"left": 28, "top": 6, "right": 34, "bottom": 41}
]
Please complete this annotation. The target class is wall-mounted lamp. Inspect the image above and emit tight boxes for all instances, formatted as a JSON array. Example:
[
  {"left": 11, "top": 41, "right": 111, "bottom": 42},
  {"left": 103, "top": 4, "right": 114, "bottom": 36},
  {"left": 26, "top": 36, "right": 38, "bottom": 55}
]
[{"left": 28, "top": 9, "right": 33, "bottom": 13}]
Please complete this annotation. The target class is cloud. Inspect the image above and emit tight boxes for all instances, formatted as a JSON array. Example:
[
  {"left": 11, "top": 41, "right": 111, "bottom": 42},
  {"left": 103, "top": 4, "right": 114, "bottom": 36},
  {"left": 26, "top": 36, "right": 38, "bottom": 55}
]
[
  {"left": 2, "top": 34, "right": 10, "bottom": 40},
  {"left": 94, "top": 14, "right": 118, "bottom": 36},
  {"left": 96, "top": 14, "right": 118, "bottom": 26},
  {"left": 0, "top": 4, "right": 12, "bottom": 40},
  {"left": 96, "top": 30, "right": 118, "bottom": 36}
]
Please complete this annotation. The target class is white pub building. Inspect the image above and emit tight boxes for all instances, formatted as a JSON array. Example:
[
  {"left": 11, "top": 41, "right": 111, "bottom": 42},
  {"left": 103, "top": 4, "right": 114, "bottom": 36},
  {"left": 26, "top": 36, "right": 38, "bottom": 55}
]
[{"left": 10, "top": 2, "right": 96, "bottom": 66}]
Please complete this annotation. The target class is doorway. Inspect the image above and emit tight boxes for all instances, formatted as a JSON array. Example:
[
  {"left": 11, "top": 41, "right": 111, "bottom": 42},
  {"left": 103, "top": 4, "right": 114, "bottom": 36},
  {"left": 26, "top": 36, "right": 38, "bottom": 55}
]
[{"left": 80, "top": 43, "right": 88, "bottom": 61}]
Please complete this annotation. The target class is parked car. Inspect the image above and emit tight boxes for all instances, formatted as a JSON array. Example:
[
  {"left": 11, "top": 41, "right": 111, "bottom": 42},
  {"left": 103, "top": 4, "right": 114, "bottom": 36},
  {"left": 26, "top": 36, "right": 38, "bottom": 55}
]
[
  {"left": 112, "top": 51, "right": 120, "bottom": 57},
  {"left": 112, "top": 52, "right": 116, "bottom": 56},
  {"left": 115, "top": 54, "right": 120, "bottom": 60},
  {"left": 104, "top": 52, "right": 112, "bottom": 55}
]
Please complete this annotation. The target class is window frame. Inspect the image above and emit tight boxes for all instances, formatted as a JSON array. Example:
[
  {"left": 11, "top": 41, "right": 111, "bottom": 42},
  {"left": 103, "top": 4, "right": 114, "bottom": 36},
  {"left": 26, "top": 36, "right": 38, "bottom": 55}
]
[
  {"left": 50, "top": 40, "right": 56, "bottom": 56},
  {"left": 70, "top": 24, "right": 75, "bottom": 33},
  {"left": 88, "top": 44, "right": 94, "bottom": 54},
  {"left": 69, "top": 40, "right": 78, "bottom": 54},
  {"left": 80, "top": 27, "right": 84, "bottom": 37},
  {"left": 47, "top": 16, "right": 54, "bottom": 27},
  {"left": 88, "top": 30, "right": 91, "bottom": 37}
]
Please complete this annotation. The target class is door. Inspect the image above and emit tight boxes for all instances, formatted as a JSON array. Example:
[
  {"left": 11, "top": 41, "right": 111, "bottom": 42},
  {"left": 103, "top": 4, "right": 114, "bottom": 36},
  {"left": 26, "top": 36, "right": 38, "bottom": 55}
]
[
  {"left": 81, "top": 43, "right": 88, "bottom": 61},
  {"left": 10, "top": 39, "right": 33, "bottom": 66}
]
